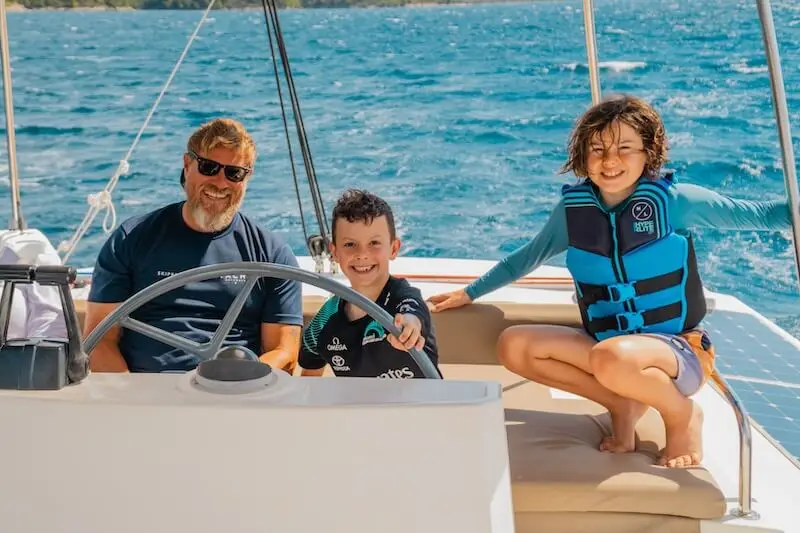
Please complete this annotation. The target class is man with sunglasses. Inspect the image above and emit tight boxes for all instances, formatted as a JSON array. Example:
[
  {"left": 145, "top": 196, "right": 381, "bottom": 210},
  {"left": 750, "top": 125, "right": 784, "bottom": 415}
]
[{"left": 83, "top": 118, "right": 304, "bottom": 374}]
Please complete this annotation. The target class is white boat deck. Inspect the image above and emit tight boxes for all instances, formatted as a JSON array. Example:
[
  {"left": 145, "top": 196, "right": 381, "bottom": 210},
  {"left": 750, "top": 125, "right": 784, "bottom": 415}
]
[
  {"left": 291, "top": 256, "right": 800, "bottom": 532},
  {"left": 70, "top": 255, "right": 800, "bottom": 531}
]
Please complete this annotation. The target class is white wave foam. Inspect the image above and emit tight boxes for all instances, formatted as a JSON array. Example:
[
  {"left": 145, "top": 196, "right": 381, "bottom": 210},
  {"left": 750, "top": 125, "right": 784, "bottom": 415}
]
[
  {"left": 704, "top": 232, "right": 798, "bottom": 294},
  {"left": 604, "top": 27, "right": 629, "bottom": 35},
  {"left": 738, "top": 159, "right": 764, "bottom": 178},
  {"left": 664, "top": 92, "right": 730, "bottom": 118},
  {"left": 121, "top": 198, "right": 149, "bottom": 206},
  {"left": 64, "top": 55, "right": 120, "bottom": 63},
  {"left": 600, "top": 61, "right": 646, "bottom": 72},
  {"left": 668, "top": 131, "right": 694, "bottom": 147},
  {"left": 561, "top": 61, "right": 646, "bottom": 72},
  {"left": 731, "top": 61, "right": 768, "bottom": 74}
]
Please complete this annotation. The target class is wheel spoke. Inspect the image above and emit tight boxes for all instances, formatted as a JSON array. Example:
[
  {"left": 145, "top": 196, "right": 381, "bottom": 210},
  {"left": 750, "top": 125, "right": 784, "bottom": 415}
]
[
  {"left": 207, "top": 276, "right": 259, "bottom": 356},
  {"left": 121, "top": 316, "right": 208, "bottom": 358}
]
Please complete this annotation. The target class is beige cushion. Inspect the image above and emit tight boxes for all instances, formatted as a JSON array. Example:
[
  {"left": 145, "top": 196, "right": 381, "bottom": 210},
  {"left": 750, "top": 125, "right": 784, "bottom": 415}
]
[
  {"left": 441, "top": 364, "right": 726, "bottom": 520},
  {"left": 515, "top": 511, "right": 700, "bottom": 533}
]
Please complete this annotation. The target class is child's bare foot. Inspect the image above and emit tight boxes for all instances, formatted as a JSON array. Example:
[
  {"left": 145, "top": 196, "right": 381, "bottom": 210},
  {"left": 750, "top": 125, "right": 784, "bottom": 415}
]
[
  {"left": 659, "top": 399, "right": 704, "bottom": 468},
  {"left": 601, "top": 399, "right": 649, "bottom": 453}
]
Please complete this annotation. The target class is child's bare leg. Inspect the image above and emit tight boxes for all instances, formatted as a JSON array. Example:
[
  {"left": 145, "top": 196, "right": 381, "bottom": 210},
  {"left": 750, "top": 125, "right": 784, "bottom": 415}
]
[
  {"left": 590, "top": 335, "right": 703, "bottom": 468},
  {"left": 497, "top": 325, "right": 647, "bottom": 453}
]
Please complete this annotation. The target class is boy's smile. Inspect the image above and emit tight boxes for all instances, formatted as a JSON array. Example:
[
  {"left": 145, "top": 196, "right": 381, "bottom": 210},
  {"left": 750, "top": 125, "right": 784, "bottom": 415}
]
[
  {"left": 352, "top": 265, "right": 377, "bottom": 274},
  {"left": 331, "top": 215, "right": 400, "bottom": 300}
]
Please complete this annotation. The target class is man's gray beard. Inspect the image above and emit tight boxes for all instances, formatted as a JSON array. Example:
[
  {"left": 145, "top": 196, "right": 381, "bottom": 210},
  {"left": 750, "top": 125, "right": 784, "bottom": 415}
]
[{"left": 189, "top": 202, "right": 237, "bottom": 232}]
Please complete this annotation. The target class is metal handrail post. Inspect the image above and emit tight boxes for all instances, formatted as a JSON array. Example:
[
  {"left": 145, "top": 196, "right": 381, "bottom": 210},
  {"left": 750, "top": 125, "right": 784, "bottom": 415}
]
[
  {"left": 0, "top": 0, "right": 24, "bottom": 231},
  {"left": 582, "top": 0, "right": 601, "bottom": 104},
  {"left": 756, "top": 0, "right": 800, "bottom": 285},
  {"left": 711, "top": 371, "right": 759, "bottom": 519}
]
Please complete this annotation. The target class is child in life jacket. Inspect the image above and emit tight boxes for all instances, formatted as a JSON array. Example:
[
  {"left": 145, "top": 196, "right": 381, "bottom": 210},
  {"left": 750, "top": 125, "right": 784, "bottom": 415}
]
[{"left": 428, "top": 94, "right": 792, "bottom": 468}]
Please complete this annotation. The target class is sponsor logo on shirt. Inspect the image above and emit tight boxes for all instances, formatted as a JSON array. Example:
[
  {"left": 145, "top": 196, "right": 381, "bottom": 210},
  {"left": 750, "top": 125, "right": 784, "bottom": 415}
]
[
  {"left": 377, "top": 367, "right": 415, "bottom": 379},
  {"left": 397, "top": 297, "right": 419, "bottom": 309},
  {"left": 331, "top": 354, "right": 351, "bottom": 372},
  {"left": 327, "top": 337, "right": 348, "bottom": 352},
  {"left": 397, "top": 303, "right": 416, "bottom": 314},
  {"left": 219, "top": 274, "right": 247, "bottom": 285},
  {"left": 154, "top": 271, "right": 246, "bottom": 285},
  {"left": 363, "top": 321, "right": 387, "bottom": 346},
  {"left": 363, "top": 332, "right": 387, "bottom": 346}
]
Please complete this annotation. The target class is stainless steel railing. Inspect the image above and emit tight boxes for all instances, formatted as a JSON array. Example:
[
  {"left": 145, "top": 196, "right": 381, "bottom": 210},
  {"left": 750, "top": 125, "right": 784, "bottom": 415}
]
[
  {"left": 711, "top": 371, "right": 759, "bottom": 519},
  {"left": 756, "top": 0, "right": 800, "bottom": 293},
  {"left": 582, "top": 0, "right": 601, "bottom": 105},
  {"left": 0, "top": 0, "right": 24, "bottom": 231}
]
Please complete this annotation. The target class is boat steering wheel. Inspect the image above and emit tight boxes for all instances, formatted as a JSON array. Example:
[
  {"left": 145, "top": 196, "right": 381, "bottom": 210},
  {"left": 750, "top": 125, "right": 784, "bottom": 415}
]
[{"left": 83, "top": 262, "right": 441, "bottom": 379}]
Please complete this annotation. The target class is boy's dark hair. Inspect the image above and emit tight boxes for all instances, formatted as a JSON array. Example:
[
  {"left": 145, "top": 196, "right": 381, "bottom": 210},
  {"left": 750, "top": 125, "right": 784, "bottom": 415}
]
[
  {"left": 560, "top": 94, "right": 668, "bottom": 179},
  {"left": 331, "top": 189, "right": 397, "bottom": 242}
]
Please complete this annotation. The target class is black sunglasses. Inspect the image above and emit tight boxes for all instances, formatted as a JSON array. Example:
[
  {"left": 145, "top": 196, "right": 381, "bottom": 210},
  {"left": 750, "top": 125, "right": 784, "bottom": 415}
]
[{"left": 188, "top": 150, "right": 251, "bottom": 183}]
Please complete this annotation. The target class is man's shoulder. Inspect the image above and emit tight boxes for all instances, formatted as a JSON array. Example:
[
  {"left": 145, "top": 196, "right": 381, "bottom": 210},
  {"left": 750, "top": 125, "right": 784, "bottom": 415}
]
[
  {"left": 234, "top": 212, "right": 296, "bottom": 260},
  {"left": 117, "top": 202, "right": 181, "bottom": 237},
  {"left": 100, "top": 203, "right": 181, "bottom": 255},
  {"left": 235, "top": 211, "right": 280, "bottom": 241}
]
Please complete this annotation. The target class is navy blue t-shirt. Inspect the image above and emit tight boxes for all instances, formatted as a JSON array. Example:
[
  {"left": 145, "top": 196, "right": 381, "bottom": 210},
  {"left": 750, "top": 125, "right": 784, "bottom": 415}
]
[{"left": 88, "top": 202, "right": 303, "bottom": 372}]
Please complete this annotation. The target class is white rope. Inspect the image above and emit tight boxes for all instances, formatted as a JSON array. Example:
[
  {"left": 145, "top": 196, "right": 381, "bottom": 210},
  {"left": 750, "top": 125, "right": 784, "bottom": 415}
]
[{"left": 58, "top": 0, "right": 218, "bottom": 265}]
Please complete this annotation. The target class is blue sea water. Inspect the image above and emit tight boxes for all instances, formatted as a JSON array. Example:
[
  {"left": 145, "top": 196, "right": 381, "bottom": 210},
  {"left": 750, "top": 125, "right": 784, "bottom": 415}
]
[{"left": 1, "top": 0, "right": 799, "bottom": 341}]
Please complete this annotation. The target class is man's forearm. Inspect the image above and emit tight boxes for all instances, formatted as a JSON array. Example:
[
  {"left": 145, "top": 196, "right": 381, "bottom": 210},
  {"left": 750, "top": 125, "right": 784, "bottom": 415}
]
[
  {"left": 259, "top": 348, "right": 296, "bottom": 373},
  {"left": 89, "top": 342, "right": 129, "bottom": 373}
]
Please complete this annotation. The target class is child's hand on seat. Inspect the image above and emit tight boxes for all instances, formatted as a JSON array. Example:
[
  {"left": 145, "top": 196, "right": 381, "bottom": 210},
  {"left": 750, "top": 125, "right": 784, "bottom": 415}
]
[
  {"left": 428, "top": 288, "right": 472, "bottom": 312},
  {"left": 388, "top": 313, "right": 425, "bottom": 352}
]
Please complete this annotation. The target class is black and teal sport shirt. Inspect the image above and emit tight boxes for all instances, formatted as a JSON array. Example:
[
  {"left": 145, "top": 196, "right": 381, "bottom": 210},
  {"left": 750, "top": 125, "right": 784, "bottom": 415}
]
[{"left": 299, "top": 276, "right": 441, "bottom": 378}]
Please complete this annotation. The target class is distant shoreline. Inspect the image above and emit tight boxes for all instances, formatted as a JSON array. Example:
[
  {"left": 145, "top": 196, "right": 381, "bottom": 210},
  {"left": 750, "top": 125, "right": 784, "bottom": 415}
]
[
  {"left": 6, "top": 3, "right": 137, "bottom": 9},
  {"left": 4, "top": 0, "right": 517, "bottom": 11},
  {"left": 6, "top": 4, "right": 133, "bottom": 9}
]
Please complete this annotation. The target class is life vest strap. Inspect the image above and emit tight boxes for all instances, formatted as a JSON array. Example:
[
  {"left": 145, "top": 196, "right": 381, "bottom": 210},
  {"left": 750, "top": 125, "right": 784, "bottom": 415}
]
[
  {"left": 578, "top": 268, "right": 684, "bottom": 305},
  {"left": 587, "top": 302, "right": 683, "bottom": 335}
]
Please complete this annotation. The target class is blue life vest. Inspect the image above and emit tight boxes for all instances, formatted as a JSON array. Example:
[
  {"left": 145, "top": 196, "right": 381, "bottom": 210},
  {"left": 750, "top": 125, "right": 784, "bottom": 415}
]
[{"left": 562, "top": 173, "right": 706, "bottom": 341}]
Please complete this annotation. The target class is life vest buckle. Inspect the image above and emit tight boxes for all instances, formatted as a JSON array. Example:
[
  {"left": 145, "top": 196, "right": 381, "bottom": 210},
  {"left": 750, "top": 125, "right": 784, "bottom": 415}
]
[
  {"left": 607, "top": 282, "right": 636, "bottom": 303},
  {"left": 615, "top": 311, "right": 644, "bottom": 332}
]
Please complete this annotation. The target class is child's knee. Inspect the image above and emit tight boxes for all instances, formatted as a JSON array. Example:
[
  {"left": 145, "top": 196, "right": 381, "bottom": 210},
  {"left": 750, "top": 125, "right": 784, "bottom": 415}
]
[
  {"left": 589, "top": 342, "right": 628, "bottom": 381},
  {"left": 496, "top": 327, "right": 532, "bottom": 369}
]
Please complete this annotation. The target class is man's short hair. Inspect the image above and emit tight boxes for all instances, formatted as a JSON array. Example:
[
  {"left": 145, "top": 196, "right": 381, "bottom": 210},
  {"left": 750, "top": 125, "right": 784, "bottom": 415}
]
[
  {"left": 181, "top": 118, "right": 256, "bottom": 188},
  {"left": 187, "top": 118, "right": 257, "bottom": 167}
]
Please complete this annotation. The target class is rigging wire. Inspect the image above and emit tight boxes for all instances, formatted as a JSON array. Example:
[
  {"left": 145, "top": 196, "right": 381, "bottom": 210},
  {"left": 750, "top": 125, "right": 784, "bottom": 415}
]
[{"left": 260, "top": 0, "right": 331, "bottom": 257}]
